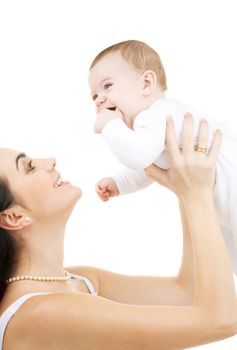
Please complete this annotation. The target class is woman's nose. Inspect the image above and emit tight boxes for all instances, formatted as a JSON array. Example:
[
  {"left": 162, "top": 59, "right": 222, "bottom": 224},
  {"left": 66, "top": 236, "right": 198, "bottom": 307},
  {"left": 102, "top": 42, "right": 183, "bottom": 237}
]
[
  {"left": 47, "top": 158, "right": 56, "bottom": 170},
  {"left": 41, "top": 157, "right": 56, "bottom": 171}
]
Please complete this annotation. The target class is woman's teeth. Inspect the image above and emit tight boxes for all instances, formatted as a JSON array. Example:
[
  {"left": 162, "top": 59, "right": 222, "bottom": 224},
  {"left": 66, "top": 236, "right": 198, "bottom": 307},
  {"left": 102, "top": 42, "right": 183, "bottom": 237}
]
[{"left": 54, "top": 176, "right": 65, "bottom": 188}]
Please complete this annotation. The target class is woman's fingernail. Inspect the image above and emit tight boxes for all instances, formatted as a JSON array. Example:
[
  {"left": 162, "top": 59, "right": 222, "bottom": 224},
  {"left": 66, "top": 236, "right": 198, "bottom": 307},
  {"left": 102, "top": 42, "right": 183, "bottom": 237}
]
[{"left": 185, "top": 113, "right": 192, "bottom": 119}]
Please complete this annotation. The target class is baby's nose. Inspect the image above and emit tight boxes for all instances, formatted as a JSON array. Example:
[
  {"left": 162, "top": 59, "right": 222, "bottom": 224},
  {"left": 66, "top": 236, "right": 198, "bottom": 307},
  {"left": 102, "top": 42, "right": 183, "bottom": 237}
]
[{"left": 95, "top": 95, "right": 106, "bottom": 106}]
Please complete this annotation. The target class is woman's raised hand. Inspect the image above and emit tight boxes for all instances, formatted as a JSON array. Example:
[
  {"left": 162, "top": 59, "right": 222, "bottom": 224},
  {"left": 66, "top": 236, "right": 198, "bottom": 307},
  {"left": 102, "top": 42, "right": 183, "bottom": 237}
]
[{"left": 145, "top": 114, "right": 222, "bottom": 199}]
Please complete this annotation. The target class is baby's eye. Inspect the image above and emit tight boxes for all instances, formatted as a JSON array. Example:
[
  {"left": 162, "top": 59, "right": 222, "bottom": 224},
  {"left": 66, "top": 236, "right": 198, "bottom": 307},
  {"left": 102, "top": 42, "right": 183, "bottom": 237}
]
[
  {"left": 104, "top": 83, "right": 113, "bottom": 90},
  {"left": 27, "top": 160, "right": 35, "bottom": 172},
  {"left": 92, "top": 94, "right": 98, "bottom": 101}
]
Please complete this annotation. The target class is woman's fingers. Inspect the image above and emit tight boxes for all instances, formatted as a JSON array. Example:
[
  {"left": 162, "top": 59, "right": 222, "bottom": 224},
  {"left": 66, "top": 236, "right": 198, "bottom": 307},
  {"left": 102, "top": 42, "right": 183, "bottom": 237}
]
[
  {"left": 182, "top": 113, "right": 195, "bottom": 155},
  {"left": 165, "top": 116, "right": 180, "bottom": 163},
  {"left": 208, "top": 129, "right": 222, "bottom": 161},
  {"left": 147, "top": 114, "right": 221, "bottom": 196},
  {"left": 197, "top": 118, "right": 209, "bottom": 149}
]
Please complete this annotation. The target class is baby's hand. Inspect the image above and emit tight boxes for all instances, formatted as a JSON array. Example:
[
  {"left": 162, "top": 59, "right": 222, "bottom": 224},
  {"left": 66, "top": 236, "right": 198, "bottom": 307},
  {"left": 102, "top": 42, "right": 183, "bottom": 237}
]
[
  {"left": 95, "top": 177, "right": 119, "bottom": 201},
  {"left": 94, "top": 108, "right": 122, "bottom": 133}
]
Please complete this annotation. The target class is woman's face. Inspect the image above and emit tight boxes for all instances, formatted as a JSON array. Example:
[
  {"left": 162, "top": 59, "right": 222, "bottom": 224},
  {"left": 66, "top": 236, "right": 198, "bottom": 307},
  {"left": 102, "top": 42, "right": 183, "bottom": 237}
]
[{"left": 0, "top": 148, "right": 82, "bottom": 223}]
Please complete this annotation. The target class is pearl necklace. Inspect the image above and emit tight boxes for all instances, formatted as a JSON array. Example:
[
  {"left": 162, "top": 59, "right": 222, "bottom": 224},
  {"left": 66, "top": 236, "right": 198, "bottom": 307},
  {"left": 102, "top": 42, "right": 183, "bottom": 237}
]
[{"left": 6, "top": 271, "right": 70, "bottom": 284}]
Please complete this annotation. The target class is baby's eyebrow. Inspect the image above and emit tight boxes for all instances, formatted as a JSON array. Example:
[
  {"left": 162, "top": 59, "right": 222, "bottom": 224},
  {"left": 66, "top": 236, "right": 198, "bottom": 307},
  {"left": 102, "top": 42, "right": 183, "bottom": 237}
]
[
  {"left": 101, "top": 77, "right": 112, "bottom": 84},
  {"left": 16, "top": 152, "right": 26, "bottom": 170}
]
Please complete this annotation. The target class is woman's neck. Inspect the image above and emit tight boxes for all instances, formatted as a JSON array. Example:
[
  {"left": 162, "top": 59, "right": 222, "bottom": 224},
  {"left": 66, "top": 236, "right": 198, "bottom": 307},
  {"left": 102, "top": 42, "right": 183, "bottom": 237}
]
[{"left": 12, "top": 225, "right": 66, "bottom": 278}]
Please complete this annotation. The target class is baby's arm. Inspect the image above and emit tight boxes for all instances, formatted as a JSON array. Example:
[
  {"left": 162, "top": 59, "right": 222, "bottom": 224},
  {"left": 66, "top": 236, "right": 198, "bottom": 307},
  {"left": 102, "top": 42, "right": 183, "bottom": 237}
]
[
  {"left": 96, "top": 169, "right": 154, "bottom": 201},
  {"left": 113, "top": 168, "right": 154, "bottom": 195},
  {"left": 101, "top": 115, "right": 166, "bottom": 169}
]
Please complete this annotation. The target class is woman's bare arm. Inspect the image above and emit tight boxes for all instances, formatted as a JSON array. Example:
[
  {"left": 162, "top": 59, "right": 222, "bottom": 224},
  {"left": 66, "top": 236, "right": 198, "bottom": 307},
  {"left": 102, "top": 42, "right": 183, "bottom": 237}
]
[
  {"left": 15, "top": 116, "right": 237, "bottom": 350},
  {"left": 68, "top": 200, "right": 194, "bottom": 306},
  {"left": 176, "top": 200, "right": 194, "bottom": 294},
  {"left": 68, "top": 265, "right": 192, "bottom": 305},
  {"left": 19, "top": 192, "right": 237, "bottom": 350}
]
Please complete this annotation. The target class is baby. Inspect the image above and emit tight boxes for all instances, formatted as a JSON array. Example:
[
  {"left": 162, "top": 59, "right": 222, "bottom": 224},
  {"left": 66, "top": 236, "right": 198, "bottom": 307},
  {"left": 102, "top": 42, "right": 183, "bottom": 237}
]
[{"left": 88, "top": 39, "right": 237, "bottom": 274}]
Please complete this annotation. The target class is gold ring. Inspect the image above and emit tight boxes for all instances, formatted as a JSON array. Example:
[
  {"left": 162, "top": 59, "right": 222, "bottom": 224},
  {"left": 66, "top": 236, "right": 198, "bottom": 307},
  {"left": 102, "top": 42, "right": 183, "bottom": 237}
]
[{"left": 194, "top": 145, "right": 207, "bottom": 153}]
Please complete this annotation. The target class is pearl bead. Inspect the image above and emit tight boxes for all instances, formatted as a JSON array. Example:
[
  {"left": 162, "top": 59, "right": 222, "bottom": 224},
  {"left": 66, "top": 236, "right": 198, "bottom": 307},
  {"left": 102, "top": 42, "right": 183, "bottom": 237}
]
[{"left": 6, "top": 271, "right": 70, "bottom": 284}]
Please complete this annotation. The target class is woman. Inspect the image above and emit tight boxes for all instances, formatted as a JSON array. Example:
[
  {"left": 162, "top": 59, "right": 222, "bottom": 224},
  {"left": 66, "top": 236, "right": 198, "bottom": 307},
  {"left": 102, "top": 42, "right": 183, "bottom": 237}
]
[{"left": 0, "top": 115, "right": 236, "bottom": 349}]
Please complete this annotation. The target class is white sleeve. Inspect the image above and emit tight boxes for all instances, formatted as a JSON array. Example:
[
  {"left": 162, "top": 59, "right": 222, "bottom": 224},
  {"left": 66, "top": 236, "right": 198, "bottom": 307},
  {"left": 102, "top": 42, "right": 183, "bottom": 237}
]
[
  {"left": 101, "top": 113, "right": 166, "bottom": 169},
  {"left": 113, "top": 168, "right": 154, "bottom": 195}
]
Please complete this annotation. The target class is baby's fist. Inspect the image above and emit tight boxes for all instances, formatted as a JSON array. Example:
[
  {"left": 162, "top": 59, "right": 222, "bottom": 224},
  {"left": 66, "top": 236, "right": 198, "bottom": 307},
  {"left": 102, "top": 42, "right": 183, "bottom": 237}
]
[{"left": 95, "top": 177, "right": 119, "bottom": 201}]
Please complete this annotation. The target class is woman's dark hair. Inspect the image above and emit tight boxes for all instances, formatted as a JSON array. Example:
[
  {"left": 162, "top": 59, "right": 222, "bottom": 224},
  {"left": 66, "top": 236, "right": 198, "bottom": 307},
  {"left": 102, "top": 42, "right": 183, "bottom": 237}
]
[{"left": 0, "top": 178, "right": 17, "bottom": 301}]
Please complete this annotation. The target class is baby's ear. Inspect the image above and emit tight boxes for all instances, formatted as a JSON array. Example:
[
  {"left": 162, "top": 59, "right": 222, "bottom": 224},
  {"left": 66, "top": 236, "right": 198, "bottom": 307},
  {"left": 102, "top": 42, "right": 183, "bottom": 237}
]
[
  {"left": 141, "top": 70, "right": 157, "bottom": 95},
  {"left": 0, "top": 206, "right": 32, "bottom": 230}
]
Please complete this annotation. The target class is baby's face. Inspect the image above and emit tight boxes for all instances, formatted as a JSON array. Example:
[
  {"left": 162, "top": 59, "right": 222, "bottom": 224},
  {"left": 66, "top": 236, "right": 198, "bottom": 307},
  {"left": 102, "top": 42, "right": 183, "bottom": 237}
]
[{"left": 89, "top": 52, "right": 145, "bottom": 125}]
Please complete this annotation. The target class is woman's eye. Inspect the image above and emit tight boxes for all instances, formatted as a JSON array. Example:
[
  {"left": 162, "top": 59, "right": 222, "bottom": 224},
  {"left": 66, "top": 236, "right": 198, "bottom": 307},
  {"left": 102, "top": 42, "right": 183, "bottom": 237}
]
[
  {"left": 27, "top": 160, "right": 35, "bottom": 172},
  {"left": 104, "top": 83, "right": 113, "bottom": 89}
]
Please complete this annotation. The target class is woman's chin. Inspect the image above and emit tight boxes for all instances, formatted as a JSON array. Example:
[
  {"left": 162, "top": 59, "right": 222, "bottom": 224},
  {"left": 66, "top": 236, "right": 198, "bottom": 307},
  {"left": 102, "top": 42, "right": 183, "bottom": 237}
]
[
  {"left": 64, "top": 188, "right": 82, "bottom": 218},
  {"left": 71, "top": 185, "right": 83, "bottom": 201},
  {"left": 62, "top": 184, "right": 82, "bottom": 209}
]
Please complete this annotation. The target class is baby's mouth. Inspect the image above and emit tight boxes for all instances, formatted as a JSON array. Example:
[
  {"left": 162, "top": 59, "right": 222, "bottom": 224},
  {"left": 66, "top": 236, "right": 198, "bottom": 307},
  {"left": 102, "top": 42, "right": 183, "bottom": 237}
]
[{"left": 105, "top": 107, "right": 126, "bottom": 123}]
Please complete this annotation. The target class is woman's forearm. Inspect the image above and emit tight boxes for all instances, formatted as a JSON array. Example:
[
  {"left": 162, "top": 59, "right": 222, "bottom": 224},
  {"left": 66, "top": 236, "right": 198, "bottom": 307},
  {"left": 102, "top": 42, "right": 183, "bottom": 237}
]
[
  {"left": 177, "top": 200, "right": 194, "bottom": 295},
  {"left": 182, "top": 190, "right": 237, "bottom": 323}
]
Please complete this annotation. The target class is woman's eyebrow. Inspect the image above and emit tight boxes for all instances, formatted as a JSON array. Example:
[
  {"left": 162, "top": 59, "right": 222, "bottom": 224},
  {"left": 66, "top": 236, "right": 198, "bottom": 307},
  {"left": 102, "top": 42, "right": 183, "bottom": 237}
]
[{"left": 16, "top": 152, "right": 26, "bottom": 170}]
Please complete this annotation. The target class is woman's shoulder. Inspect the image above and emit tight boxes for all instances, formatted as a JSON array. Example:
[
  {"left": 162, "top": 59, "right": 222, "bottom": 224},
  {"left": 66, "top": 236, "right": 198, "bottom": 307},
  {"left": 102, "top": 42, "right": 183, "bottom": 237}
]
[
  {"left": 5, "top": 291, "right": 139, "bottom": 350},
  {"left": 4, "top": 292, "right": 96, "bottom": 349}
]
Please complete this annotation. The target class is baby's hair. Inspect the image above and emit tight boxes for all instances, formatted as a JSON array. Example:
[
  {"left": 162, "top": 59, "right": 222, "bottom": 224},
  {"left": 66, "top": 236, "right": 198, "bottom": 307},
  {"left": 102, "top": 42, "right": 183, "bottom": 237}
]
[{"left": 90, "top": 40, "right": 167, "bottom": 91}]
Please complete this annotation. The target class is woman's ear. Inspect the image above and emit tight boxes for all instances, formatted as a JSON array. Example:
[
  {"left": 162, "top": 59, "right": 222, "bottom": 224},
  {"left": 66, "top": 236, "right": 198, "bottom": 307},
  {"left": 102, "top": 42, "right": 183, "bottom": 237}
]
[
  {"left": 0, "top": 206, "right": 32, "bottom": 230},
  {"left": 140, "top": 70, "right": 157, "bottom": 96}
]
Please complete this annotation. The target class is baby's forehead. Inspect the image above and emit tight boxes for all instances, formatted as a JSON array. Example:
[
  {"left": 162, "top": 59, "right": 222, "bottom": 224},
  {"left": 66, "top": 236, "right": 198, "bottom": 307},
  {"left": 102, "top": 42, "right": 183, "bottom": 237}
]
[
  {"left": 90, "top": 56, "right": 115, "bottom": 77},
  {"left": 89, "top": 53, "right": 134, "bottom": 84},
  {"left": 88, "top": 62, "right": 112, "bottom": 88},
  {"left": 93, "top": 51, "right": 122, "bottom": 66}
]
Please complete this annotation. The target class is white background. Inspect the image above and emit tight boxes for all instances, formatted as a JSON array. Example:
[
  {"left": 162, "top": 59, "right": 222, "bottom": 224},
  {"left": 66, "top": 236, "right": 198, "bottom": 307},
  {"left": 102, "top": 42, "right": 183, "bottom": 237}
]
[{"left": 0, "top": 0, "right": 237, "bottom": 348}]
